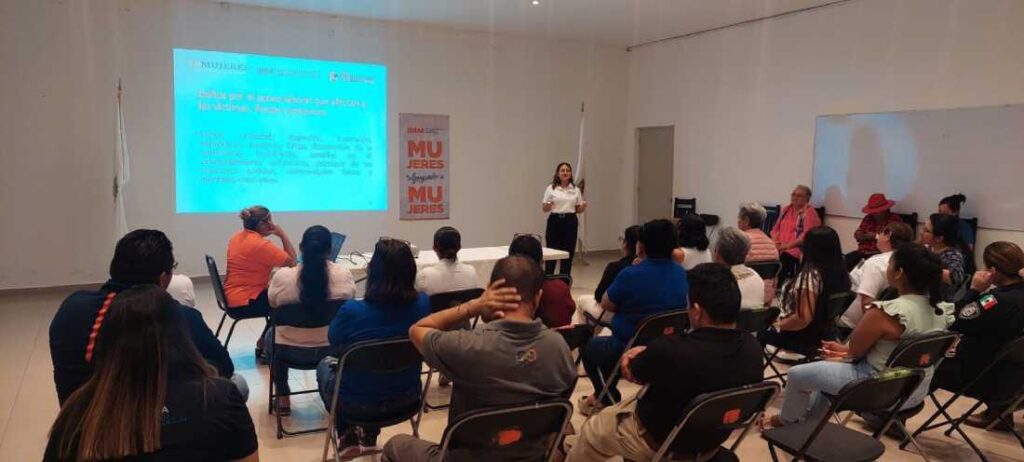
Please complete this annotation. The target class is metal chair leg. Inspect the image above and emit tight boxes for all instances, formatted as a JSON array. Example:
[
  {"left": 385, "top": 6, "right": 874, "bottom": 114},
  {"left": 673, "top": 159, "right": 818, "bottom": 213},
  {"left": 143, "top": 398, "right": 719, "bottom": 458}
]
[
  {"left": 216, "top": 312, "right": 228, "bottom": 338},
  {"left": 224, "top": 319, "right": 240, "bottom": 348}
]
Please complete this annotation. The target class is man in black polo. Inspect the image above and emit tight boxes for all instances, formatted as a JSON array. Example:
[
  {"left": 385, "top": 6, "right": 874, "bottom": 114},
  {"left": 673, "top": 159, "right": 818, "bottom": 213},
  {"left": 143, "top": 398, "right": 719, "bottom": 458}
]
[
  {"left": 568, "top": 263, "right": 764, "bottom": 461},
  {"left": 49, "top": 229, "right": 238, "bottom": 404}
]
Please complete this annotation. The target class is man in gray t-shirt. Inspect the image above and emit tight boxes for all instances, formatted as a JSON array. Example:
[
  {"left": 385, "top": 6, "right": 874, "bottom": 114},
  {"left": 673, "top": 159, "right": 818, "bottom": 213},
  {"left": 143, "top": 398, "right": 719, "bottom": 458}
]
[{"left": 383, "top": 256, "right": 576, "bottom": 462}]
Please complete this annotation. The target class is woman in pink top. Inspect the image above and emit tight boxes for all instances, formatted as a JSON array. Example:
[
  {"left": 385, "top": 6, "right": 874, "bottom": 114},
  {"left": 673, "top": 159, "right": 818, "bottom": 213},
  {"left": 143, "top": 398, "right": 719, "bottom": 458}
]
[
  {"left": 771, "top": 185, "right": 821, "bottom": 287},
  {"left": 739, "top": 202, "right": 780, "bottom": 302}
]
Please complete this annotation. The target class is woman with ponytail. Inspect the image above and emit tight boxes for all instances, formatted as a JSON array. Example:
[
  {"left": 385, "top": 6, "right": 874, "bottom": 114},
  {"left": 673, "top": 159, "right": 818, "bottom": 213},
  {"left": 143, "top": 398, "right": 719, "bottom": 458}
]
[
  {"left": 766, "top": 243, "right": 951, "bottom": 427},
  {"left": 922, "top": 213, "right": 972, "bottom": 301},
  {"left": 266, "top": 225, "right": 355, "bottom": 414},
  {"left": 938, "top": 193, "right": 975, "bottom": 250}
]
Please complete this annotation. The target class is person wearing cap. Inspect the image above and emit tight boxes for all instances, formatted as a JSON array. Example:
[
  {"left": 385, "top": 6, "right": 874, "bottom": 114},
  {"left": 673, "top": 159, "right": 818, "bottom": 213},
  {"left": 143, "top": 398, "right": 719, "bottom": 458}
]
[{"left": 844, "top": 193, "right": 903, "bottom": 271}]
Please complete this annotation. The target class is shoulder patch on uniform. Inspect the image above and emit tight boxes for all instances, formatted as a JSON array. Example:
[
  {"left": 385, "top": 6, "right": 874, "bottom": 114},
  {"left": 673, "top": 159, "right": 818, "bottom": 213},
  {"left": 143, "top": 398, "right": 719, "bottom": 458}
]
[
  {"left": 959, "top": 302, "right": 981, "bottom": 320},
  {"left": 980, "top": 295, "right": 998, "bottom": 311}
]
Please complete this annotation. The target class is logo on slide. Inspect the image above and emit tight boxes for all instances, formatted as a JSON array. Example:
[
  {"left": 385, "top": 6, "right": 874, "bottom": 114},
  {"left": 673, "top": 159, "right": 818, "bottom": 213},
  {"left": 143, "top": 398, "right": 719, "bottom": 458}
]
[{"left": 188, "top": 59, "right": 247, "bottom": 74}]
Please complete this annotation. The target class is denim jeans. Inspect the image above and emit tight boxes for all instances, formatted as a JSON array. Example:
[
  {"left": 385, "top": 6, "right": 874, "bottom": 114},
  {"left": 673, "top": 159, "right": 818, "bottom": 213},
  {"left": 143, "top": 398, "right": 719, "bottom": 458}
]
[
  {"left": 316, "top": 357, "right": 421, "bottom": 446},
  {"left": 582, "top": 335, "right": 626, "bottom": 405}
]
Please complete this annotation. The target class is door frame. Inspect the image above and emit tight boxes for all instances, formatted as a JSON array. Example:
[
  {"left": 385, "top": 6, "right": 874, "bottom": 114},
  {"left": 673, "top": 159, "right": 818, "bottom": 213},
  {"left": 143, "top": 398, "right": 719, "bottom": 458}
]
[{"left": 633, "top": 125, "right": 675, "bottom": 224}]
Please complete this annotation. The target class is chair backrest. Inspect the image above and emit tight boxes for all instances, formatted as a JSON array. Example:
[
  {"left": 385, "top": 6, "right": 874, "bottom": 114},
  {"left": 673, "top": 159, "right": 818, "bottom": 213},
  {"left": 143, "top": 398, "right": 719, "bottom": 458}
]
[
  {"left": 825, "top": 291, "right": 858, "bottom": 324},
  {"left": 546, "top": 273, "right": 573, "bottom": 287},
  {"left": 555, "top": 324, "right": 592, "bottom": 351},
  {"left": 885, "top": 331, "right": 959, "bottom": 370},
  {"left": 337, "top": 337, "right": 423, "bottom": 376},
  {"left": 762, "top": 204, "right": 782, "bottom": 233},
  {"left": 832, "top": 368, "right": 925, "bottom": 416},
  {"left": 748, "top": 261, "right": 781, "bottom": 280},
  {"left": 330, "top": 232, "right": 346, "bottom": 262},
  {"left": 439, "top": 399, "right": 573, "bottom": 462},
  {"left": 205, "top": 254, "right": 230, "bottom": 311},
  {"left": 654, "top": 382, "right": 781, "bottom": 461},
  {"left": 631, "top": 309, "right": 689, "bottom": 348},
  {"left": 429, "top": 288, "right": 485, "bottom": 314},
  {"left": 272, "top": 299, "right": 346, "bottom": 329},
  {"left": 674, "top": 197, "right": 697, "bottom": 219},
  {"left": 736, "top": 307, "right": 781, "bottom": 333},
  {"left": 896, "top": 212, "right": 919, "bottom": 236},
  {"left": 962, "top": 217, "right": 979, "bottom": 238},
  {"left": 815, "top": 206, "right": 826, "bottom": 223}
]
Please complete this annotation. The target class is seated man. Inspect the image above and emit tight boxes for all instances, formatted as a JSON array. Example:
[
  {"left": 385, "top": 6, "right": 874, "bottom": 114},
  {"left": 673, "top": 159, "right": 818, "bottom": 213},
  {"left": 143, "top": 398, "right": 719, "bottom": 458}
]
[
  {"left": 579, "top": 219, "right": 690, "bottom": 413},
  {"left": 714, "top": 226, "right": 765, "bottom": 309},
  {"left": 509, "top": 234, "right": 575, "bottom": 328},
  {"left": 49, "top": 229, "right": 239, "bottom": 404},
  {"left": 845, "top": 193, "right": 902, "bottom": 271},
  {"left": 383, "top": 255, "right": 576, "bottom": 462},
  {"left": 415, "top": 226, "right": 479, "bottom": 295},
  {"left": 567, "top": 263, "right": 764, "bottom": 461}
]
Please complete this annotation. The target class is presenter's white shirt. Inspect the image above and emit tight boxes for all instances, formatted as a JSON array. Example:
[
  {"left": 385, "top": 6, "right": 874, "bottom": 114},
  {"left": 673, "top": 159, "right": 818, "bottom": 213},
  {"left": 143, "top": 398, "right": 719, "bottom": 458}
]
[
  {"left": 840, "top": 251, "right": 892, "bottom": 329},
  {"left": 542, "top": 184, "right": 583, "bottom": 214},
  {"left": 268, "top": 262, "right": 356, "bottom": 347},
  {"left": 167, "top": 274, "right": 196, "bottom": 307},
  {"left": 732, "top": 264, "right": 766, "bottom": 309},
  {"left": 415, "top": 259, "right": 479, "bottom": 295}
]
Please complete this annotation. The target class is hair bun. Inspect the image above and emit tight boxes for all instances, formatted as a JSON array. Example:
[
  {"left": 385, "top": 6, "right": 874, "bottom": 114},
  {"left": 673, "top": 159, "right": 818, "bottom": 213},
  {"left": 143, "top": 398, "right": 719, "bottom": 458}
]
[{"left": 240, "top": 209, "right": 251, "bottom": 220}]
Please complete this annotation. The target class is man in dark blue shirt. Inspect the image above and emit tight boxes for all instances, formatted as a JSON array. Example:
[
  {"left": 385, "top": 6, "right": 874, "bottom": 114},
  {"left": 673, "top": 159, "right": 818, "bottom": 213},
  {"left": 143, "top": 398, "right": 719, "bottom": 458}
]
[
  {"left": 49, "top": 229, "right": 237, "bottom": 404},
  {"left": 580, "top": 219, "right": 689, "bottom": 413}
]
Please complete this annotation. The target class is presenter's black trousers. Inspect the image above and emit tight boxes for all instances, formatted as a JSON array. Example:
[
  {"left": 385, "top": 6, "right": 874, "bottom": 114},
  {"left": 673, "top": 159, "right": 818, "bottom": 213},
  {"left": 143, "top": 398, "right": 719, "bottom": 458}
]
[{"left": 545, "top": 213, "right": 578, "bottom": 276}]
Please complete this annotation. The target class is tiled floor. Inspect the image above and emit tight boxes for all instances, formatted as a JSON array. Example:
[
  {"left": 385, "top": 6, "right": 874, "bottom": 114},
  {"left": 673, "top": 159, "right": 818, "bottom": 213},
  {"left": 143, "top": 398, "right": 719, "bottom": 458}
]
[{"left": 1, "top": 250, "right": 1022, "bottom": 461}]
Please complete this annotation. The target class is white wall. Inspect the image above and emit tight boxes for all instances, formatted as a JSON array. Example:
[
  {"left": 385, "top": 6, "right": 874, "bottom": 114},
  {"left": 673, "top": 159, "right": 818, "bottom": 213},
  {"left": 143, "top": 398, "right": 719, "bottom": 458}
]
[
  {"left": 626, "top": 0, "right": 1024, "bottom": 255},
  {"left": 0, "top": 0, "right": 628, "bottom": 289}
]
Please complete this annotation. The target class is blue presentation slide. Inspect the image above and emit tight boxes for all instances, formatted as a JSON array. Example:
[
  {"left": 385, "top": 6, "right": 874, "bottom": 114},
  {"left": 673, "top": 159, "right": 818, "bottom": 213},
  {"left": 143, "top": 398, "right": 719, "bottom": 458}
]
[{"left": 173, "top": 48, "right": 387, "bottom": 213}]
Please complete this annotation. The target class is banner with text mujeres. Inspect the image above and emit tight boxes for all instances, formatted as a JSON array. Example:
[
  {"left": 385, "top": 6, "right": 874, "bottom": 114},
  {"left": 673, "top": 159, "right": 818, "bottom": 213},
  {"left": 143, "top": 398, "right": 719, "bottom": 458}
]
[{"left": 399, "top": 113, "right": 449, "bottom": 220}]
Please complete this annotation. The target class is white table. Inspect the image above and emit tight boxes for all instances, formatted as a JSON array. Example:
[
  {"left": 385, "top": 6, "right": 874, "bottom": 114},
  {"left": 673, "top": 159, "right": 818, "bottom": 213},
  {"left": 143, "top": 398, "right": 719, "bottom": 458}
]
[{"left": 334, "top": 246, "right": 570, "bottom": 286}]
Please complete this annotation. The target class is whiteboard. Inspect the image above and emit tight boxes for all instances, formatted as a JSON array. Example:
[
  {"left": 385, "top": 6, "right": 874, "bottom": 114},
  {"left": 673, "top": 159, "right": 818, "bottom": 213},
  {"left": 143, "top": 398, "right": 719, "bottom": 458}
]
[{"left": 812, "top": 104, "right": 1024, "bottom": 232}]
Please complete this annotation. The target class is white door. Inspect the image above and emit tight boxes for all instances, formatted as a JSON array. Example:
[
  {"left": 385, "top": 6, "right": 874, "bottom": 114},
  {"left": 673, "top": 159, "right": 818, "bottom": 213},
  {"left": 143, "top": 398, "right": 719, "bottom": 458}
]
[{"left": 636, "top": 126, "right": 675, "bottom": 223}]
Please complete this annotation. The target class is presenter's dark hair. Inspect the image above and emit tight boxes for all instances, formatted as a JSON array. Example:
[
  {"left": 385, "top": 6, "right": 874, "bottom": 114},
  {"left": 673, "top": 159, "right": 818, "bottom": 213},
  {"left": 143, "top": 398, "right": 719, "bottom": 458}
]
[
  {"left": 109, "top": 229, "right": 175, "bottom": 285},
  {"left": 509, "top": 235, "right": 544, "bottom": 264},
  {"left": 678, "top": 214, "right": 710, "bottom": 251},
  {"left": 639, "top": 219, "right": 678, "bottom": 259},
  {"left": 688, "top": 263, "right": 741, "bottom": 324},
  {"left": 47, "top": 285, "right": 215, "bottom": 460},
  {"left": 433, "top": 226, "right": 462, "bottom": 261},
  {"left": 299, "top": 225, "right": 332, "bottom": 304},
  {"left": 239, "top": 205, "right": 271, "bottom": 231},
  {"left": 551, "top": 162, "right": 575, "bottom": 188},
  {"left": 891, "top": 243, "right": 945, "bottom": 313},
  {"left": 622, "top": 225, "right": 642, "bottom": 260},
  {"left": 365, "top": 238, "right": 418, "bottom": 306},
  {"left": 939, "top": 194, "right": 966, "bottom": 215}
]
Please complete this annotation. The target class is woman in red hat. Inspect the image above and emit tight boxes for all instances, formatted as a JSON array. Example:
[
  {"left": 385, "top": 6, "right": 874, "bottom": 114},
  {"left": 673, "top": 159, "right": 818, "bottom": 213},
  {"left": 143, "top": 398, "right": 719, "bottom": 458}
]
[{"left": 845, "top": 193, "right": 903, "bottom": 271}]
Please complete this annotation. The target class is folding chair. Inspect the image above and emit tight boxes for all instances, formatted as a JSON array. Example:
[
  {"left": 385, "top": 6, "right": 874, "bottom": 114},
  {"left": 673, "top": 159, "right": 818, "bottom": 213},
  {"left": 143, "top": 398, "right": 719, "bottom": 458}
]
[
  {"left": 896, "top": 212, "right": 919, "bottom": 236},
  {"left": 268, "top": 299, "right": 346, "bottom": 438},
  {"left": 748, "top": 261, "right": 782, "bottom": 281},
  {"left": 762, "top": 368, "right": 926, "bottom": 462},
  {"left": 650, "top": 382, "right": 781, "bottom": 462},
  {"left": 321, "top": 337, "right": 426, "bottom": 462},
  {"left": 763, "top": 291, "right": 856, "bottom": 385},
  {"left": 736, "top": 306, "right": 781, "bottom": 334},
  {"left": 674, "top": 197, "right": 697, "bottom": 218},
  {"left": 205, "top": 255, "right": 267, "bottom": 348},
  {"left": 763, "top": 204, "right": 782, "bottom": 234},
  {"left": 594, "top": 309, "right": 689, "bottom": 407},
  {"left": 905, "top": 336, "right": 1024, "bottom": 462},
  {"left": 422, "top": 288, "right": 485, "bottom": 412},
  {"left": 816, "top": 206, "right": 827, "bottom": 223},
  {"left": 429, "top": 399, "right": 572, "bottom": 461}
]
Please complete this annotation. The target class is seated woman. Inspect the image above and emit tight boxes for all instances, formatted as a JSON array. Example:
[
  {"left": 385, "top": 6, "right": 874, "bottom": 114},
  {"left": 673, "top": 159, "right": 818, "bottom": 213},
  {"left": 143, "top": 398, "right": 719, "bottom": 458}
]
[
  {"left": 933, "top": 241, "right": 1024, "bottom": 430},
  {"left": 316, "top": 238, "right": 430, "bottom": 459},
  {"left": 414, "top": 226, "right": 479, "bottom": 295},
  {"left": 714, "top": 226, "right": 765, "bottom": 309},
  {"left": 224, "top": 205, "right": 297, "bottom": 356},
  {"left": 575, "top": 225, "right": 641, "bottom": 325},
  {"left": 838, "top": 222, "right": 915, "bottom": 332},
  {"left": 265, "top": 225, "right": 355, "bottom": 415},
  {"left": 739, "top": 202, "right": 780, "bottom": 302},
  {"left": 45, "top": 286, "right": 258, "bottom": 462},
  {"left": 771, "top": 185, "right": 821, "bottom": 287},
  {"left": 938, "top": 193, "right": 976, "bottom": 251},
  {"left": 845, "top": 193, "right": 902, "bottom": 271},
  {"left": 921, "top": 213, "right": 970, "bottom": 302},
  {"left": 758, "top": 226, "right": 850, "bottom": 357},
  {"left": 768, "top": 243, "right": 950, "bottom": 427},
  {"left": 673, "top": 214, "right": 712, "bottom": 270},
  {"left": 509, "top": 234, "right": 575, "bottom": 328}
]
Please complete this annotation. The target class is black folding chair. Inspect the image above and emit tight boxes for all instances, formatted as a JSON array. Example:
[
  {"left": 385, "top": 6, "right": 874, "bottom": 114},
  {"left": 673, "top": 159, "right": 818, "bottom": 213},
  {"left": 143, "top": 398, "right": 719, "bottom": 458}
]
[
  {"left": 674, "top": 197, "right": 697, "bottom": 218},
  {"left": 650, "top": 382, "right": 781, "bottom": 462},
  {"left": 906, "top": 336, "right": 1024, "bottom": 462},
  {"left": 205, "top": 254, "right": 267, "bottom": 348},
  {"left": 763, "top": 204, "right": 782, "bottom": 234},
  {"left": 896, "top": 212, "right": 919, "bottom": 236},
  {"left": 422, "top": 288, "right": 485, "bottom": 412},
  {"left": 816, "top": 206, "right": 827, "bottom": 224},
  {"left": 321, "top": 337, "right": 426, "bottom": 462},
  {"left": 749, "top": 261, "right": 782, "bottom": 281},
  {"left": 268, "top": 299, "right": 346, "bottom": 438},
  {"left": 433, "top": 399, "right": 573, "bottom": 462},
  {"left": 763, "top": 292, "right": 857, "bottom": 385},
  {"left": 594, "top": 309, "right": 689, "bottom": 407},
  {"left": 762, "top": 368, "right": 926, "bottom": 462},
  {"left": 737, "top": 307, "right": 781, "bottom": 334}
]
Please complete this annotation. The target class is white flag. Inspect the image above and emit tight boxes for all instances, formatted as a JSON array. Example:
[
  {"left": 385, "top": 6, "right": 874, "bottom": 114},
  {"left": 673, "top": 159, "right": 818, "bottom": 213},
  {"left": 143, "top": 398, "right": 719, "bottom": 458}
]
[
  {"left": 575, "top": 103, "right": 586, "bottom": 255},
  {"left": 114, "top": 81, "right": 131, "bottom": 237}
]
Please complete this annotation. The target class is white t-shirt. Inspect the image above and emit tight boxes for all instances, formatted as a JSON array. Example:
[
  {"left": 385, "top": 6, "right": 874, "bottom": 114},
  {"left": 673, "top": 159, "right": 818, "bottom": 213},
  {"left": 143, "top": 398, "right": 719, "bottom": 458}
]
[
  {"left": 732, "top": 264, "right": 766, "bottom": 310},
  {"left": 415, "top": 259, "right": 479, "bottom": 295},
  {"left": 839, "top": 251, "right": 892, "bottom": 329},
  {"left": 267, "top": 262, "right": 356, "bottom": 347},
  {"left": 542, "top": 184, "right": 583, "bottom": 214},
  {"left": 166, "top": 274, "right": 196, "bottom": 307},
  {"left": 681, "top": 247, "right": 713, "bottom": 271}
]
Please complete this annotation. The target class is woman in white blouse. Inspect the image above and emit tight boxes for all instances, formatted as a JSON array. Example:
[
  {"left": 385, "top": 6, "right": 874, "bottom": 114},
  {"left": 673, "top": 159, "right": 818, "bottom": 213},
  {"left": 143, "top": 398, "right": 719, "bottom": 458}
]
[
  {"left": 541, "top": 162, "right": 587, "bottom": 275},
  {"left": 265, "top": 225, "right": 355, "bottom": 415}
]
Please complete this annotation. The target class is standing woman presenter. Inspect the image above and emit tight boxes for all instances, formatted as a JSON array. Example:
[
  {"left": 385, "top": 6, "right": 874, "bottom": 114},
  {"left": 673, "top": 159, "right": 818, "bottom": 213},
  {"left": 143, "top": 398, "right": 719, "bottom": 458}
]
[{"left": 542, "top": 162, "right": 587, "bottom": 276}]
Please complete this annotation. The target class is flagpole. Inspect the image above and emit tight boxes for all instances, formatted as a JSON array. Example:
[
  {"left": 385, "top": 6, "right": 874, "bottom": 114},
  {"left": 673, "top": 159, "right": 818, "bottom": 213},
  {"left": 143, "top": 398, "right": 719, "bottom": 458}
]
[{"left": 574, "top": 102, "right": 589, "bottom": 266}]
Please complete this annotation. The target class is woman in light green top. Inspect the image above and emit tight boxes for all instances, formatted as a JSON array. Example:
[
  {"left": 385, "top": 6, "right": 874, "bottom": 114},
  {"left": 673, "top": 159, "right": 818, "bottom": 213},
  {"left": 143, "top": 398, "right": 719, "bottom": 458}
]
[{"left": 769, "top": 243, "right": 950, "bottom": 426}]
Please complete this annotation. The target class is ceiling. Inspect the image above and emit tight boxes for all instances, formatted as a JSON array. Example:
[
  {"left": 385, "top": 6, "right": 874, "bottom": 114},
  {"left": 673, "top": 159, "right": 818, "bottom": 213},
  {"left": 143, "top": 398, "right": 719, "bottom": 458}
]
[{"left": 215, "top": 0, "right": 847, "bottom": 48}]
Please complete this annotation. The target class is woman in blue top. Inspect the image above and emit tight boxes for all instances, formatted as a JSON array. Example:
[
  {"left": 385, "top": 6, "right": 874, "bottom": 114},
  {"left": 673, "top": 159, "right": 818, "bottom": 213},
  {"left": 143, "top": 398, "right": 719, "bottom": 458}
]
[{"left": 316, "top": 238, "right": 430, "bottom": 459}]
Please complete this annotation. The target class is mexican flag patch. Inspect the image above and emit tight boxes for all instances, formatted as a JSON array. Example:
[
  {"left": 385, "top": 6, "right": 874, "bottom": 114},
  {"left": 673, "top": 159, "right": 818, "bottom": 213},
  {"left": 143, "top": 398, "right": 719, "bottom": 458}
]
[{"left": 980, "top": 294, "right": 998, "bottom": 311}]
